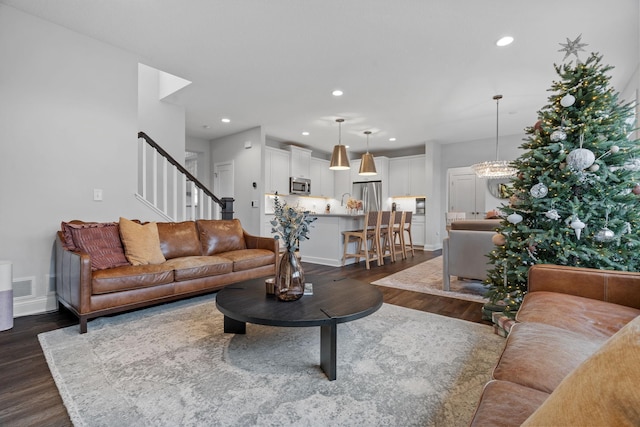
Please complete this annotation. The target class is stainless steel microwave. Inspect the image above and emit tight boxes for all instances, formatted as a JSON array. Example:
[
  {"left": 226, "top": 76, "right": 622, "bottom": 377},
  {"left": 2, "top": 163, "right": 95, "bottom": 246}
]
[{"left": 290, "top": 177, "right": 311, "bottom": 195}]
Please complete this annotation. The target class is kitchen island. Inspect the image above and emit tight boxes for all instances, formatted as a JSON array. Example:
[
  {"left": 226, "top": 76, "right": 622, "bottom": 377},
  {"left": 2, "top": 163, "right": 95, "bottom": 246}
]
[{"left": 298, "top": 213, "right": 365, "bottom": 267}]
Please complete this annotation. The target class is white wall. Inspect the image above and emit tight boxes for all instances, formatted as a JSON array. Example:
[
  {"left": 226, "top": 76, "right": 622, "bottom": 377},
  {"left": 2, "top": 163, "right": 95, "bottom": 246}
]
[
  {"left": 0, "top": 5, "right": 164, "bottom": 316},
  {"left": 138, "top": 63, "right": 186, "bottom": 162},
  {"left": 210, "top": 127, "right": 264, "bottom": 235},
  {"left": 186, "top": 135, "right": 213, "bottom": 188},
  {"left": 424, "top": 142, "right": 442, "bottom": 250}
]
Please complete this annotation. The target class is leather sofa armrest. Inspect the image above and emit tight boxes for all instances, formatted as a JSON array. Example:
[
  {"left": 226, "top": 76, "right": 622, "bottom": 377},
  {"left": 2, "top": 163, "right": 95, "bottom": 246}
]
[
  {"left": 55, "top": 232, "right": 92, "bottom": 314},
  {"left": 528, "top": 264, "right": 640, "bottom": 309},
  {"left": 243, "top": 230, "right": 279, "bottom": 253}
]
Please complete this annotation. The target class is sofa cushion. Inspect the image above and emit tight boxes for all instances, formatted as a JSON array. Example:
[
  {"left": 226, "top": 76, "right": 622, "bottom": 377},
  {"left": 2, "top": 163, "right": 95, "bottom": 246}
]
[
  {"left": 517, "top": 291, "right": 640, "bottom": 339},
  {"left": 92, "top": 263, "right": 174, "bottom": 294},
  {"left": 521, "top": 315, "right": 640, "bottom": 426},
  {"left": 119, "top": 217, "right": 166, "bottom": 266},
  {"left": 197, "top": 219, "right": 246, "bottom": 256},
  {"left": 219, "top": 249, "right": 276, "bottom": 272},
  {"left": 470, "top": 380, "right": 549, "bottom": 427},
  {"left": 156, "top": 221, "right": 201, "bottom": 259},
  {"left": 163, "top": 256, "right": 233, "bottom": 281},
  {"left": 492, "top": 322, "right": 605, "bottom": 394},
  {"left": 61, "top": 221, "right": 130, "bottom": 271}
]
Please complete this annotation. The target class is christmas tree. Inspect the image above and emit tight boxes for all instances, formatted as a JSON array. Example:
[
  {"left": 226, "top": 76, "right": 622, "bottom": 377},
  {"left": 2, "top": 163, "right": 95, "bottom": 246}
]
[{"left": 486, "top": 37, "right": 640, "bottom": 314}]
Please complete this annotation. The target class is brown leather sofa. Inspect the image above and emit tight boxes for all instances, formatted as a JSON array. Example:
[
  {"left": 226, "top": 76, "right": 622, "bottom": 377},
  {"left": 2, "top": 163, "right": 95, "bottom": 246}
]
[
  {"left": 470, "top": 264, "right": 640, "bottom": 426},
  {"left": 55, "top": 219, "right": 278, "bottom": 333}
]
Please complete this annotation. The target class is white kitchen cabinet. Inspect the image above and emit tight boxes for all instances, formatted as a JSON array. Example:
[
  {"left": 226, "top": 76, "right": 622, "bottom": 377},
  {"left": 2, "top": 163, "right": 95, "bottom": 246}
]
[
  {"left": 288, "top": 146, "right": 312, "bottom": 178},
  {"left": 265, "top": 147, "right": 290, "bottom": 194},
  {"left": 389, "top": 155, "right": 425, "bottom": 196},
  {"left": 310, "top": 157, "right": 334, "bottom": 197},
  {"left": 411, "top": 214, "right": 425, "bottom": 247}
]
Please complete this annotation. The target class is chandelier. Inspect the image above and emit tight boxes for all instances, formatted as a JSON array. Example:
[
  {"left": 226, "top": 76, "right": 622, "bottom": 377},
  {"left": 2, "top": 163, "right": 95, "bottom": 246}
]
[{"left": 471, "top": 95, "right": 518, "bottom": 178}]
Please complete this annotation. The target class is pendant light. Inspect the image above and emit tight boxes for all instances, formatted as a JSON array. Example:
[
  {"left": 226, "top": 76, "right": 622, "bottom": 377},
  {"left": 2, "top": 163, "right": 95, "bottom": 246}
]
[
  {"left": 471, "top": 95, "right": 518, "bottom": 178},
  {"left": 329, "top": 118, "right": 350, "bottom": 170},
  {"left": 359, "top": 131, "right": 377, "bottom": 176}
]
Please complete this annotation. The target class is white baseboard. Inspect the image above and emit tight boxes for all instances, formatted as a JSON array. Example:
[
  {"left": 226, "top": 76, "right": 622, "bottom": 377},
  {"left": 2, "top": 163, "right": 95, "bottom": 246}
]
[{"left": 13, "top": 293, "right": 58, "bottom": 317}]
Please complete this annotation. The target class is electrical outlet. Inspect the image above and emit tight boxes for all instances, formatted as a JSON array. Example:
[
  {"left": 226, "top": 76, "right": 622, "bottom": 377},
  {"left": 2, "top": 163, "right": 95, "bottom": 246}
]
[
  {"left": 93, "top": 189, "right": 103, "bottom": 201},
  {"left": 251, "top": 200, "right": 259, "bottom": 208}
]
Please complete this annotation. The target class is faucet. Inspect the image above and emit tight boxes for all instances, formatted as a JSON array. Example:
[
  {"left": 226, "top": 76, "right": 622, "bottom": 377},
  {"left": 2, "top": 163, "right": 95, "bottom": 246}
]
[{"left": 341, "top": 193, "right": 351, "bottom": 206}]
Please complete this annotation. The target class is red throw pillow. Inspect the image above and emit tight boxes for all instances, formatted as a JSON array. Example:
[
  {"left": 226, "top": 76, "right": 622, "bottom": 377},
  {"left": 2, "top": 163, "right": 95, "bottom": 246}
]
[{"left": 61, "top": 221, "right": 130, "bottom": 270}]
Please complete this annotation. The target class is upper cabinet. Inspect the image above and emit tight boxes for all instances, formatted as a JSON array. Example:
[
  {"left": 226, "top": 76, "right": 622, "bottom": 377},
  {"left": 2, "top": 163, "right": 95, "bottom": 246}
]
[
  {"left": 288, "top": 146, "right": 312, "bottom": 178},
  {"left": 265, "top": 147, "right": 290, "bottom": 194},
  {"left": 350, "top": 156, "right": 389, "bottom": 183},
  {"left": 389, "top": 155, "right": 426, "bottom": 196},
  {"left": 309, "top": 157, "right": 334, "bottom": 197}
]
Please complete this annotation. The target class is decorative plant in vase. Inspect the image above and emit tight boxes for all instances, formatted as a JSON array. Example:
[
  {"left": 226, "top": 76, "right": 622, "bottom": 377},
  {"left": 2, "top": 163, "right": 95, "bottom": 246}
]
[{"left": 270, "top": 195, "right": 317, "bottom": 301}]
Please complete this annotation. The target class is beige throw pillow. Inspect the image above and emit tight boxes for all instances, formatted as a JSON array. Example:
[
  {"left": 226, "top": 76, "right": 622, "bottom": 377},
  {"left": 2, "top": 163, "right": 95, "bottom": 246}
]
[
  {"left": 118, "top": 217, "right": 166, "bottom": 265},
  {"left": 522, "top": 315, "right": 640, "bottom": 426}
]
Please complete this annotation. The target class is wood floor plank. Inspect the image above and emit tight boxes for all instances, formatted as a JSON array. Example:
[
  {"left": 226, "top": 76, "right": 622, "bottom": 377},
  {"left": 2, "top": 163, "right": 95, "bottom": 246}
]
[{"left": 0, "top": 249, "right": 488, "bottom": 426}]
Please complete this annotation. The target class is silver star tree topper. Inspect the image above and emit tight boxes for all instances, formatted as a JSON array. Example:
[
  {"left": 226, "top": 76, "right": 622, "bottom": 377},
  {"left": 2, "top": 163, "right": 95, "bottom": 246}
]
[{"left": 558, "top": 34, "right": 589, "bottom": 62}]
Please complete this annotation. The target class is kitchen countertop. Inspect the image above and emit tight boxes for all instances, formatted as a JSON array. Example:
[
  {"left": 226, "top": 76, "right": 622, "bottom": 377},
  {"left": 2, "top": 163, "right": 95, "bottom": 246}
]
[{"left": 309, "top": 213, "right": 365, "bottom": 217}]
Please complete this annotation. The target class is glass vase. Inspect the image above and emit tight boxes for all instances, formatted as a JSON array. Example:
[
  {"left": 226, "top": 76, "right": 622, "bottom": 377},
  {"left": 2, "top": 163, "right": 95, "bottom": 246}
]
[{"left": 275, "top": 250, "right": 305, "bottom": 301}]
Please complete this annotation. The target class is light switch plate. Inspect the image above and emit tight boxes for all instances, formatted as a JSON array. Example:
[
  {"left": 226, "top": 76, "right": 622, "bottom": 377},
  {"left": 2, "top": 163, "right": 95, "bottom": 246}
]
[{"left": 93, "top": 189, "right": 103, "bottom": 201}]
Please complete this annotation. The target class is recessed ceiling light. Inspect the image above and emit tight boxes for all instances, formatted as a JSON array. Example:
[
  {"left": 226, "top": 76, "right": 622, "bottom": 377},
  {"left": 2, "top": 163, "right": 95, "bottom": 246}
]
[
  {"left": 345, "top": 145, "right": 350, "bottom": 149},
  {"left": 496, "top": 36, "right": 514, "bottom": 47},
  {"left": 302, "top": 131, "right": 310, "bottom": 136},
  {"left": 332, "top": 89, "right": 344, "bottom": 97},
  {"left": 389, "top": 137, "right": 396, "bottom": 142},
  {"left": 221, "top": 118, "right": 231, "bottom": 123}
]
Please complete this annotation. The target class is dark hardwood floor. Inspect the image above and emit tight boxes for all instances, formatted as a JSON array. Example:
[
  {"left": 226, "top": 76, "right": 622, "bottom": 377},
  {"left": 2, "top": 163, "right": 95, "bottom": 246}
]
[{"left": 0, "top": 249, "right": 487, "bottom": 427}]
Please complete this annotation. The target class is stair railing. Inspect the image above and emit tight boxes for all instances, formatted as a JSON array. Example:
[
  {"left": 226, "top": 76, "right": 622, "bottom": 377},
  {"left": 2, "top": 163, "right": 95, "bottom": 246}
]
[{"left": 136, "top": 131, "right": 234, "bottom": 221}]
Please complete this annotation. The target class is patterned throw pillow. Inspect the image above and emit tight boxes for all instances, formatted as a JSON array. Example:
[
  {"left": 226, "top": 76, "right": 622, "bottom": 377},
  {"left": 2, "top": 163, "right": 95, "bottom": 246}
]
[{"left": 61, "top": 221, "right": 130, "bottom": 271}]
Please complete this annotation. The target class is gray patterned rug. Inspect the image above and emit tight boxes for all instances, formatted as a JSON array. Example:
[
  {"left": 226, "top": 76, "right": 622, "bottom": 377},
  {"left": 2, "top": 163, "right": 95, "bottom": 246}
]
[
  {"left": 372, "top": 256, "right": 489, "bottom": 303},
  {"left": 39, "top": 294, "right": 504, "bottom": 427}
]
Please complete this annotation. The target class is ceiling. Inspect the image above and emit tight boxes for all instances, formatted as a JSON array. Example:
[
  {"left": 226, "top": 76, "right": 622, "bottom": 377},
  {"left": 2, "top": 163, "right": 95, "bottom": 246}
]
[{"left": 3, "top": 0, "right": 639, "bottom": 156}]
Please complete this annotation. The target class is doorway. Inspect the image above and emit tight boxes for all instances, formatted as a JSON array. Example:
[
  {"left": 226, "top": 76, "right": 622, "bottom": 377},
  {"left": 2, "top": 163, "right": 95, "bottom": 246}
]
[{"left": 213, "top": 161, "right": 234, "bottom": 219}]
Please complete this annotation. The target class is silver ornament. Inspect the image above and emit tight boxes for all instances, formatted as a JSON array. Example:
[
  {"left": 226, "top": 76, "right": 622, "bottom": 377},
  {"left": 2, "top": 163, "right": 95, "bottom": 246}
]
[
  {"left": 560, "top": 94, "right": 576, "bottom": 107},
  {"left": 530, "top": 182, "right": 548, "bottom": 198},
  {"left": 570, "top": 217, "right": 585, "bottom": 240},
  {"left": 544, "top": 209, "right": 561, "bottom": 220},
  {"left": 507, "top": 213, "right": 523, "bottom": 224},
  {"left": 550, "top": 130, "right": 567, "bottom": 142},
  {"left": 594, "top": 227, "right": 615, "bottom": 242},
  {"left": 567, "top": 148, "right": 595, "bottom": 171}
]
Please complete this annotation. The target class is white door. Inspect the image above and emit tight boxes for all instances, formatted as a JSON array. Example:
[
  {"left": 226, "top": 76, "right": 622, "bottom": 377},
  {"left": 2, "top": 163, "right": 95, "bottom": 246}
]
[
  {"left": 213, "top": 161, "right": 234, "bottom": 219},
  {"left": 448, "top": 170, "right": 487, "bottom": 219}
]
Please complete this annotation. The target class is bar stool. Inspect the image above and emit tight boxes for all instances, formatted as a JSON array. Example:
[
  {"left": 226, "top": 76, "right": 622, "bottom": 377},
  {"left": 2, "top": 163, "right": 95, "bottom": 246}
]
[
  {"left": 379, "top": 211, "right": 396, "bottom": 264},
  {"left": 401, "top": 211, "right": 415, "bottom": 257},
  {"left": 341, "top": 210, "right": 380, "bottom": 269},
  {"left": 391, "top": 211, "right": 407, "bottom": 260}
]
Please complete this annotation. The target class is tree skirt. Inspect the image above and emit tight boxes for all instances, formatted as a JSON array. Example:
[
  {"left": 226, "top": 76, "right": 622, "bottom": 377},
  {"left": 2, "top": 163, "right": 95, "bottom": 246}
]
[
  {"left": 372, "top": 256, "right": 489, "bottom": 303},
  {"left": 39, "top": 294, "right": 503, "bottom": 426}
]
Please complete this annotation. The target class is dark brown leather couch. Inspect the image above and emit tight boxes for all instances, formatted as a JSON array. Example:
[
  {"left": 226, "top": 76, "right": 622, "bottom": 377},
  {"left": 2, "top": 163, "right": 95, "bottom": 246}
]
[
  {"left": 56, "top": 219, "right": 278, "bottom": 333},
  {"left": 470, "top": 264, "right": 640, "bottom": 426}
]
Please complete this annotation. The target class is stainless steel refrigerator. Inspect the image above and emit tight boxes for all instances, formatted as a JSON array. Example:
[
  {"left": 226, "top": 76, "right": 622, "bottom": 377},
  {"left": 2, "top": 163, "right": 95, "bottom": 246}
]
[{"left": 352, "top": 180, "right": 382, "bottom": 212}]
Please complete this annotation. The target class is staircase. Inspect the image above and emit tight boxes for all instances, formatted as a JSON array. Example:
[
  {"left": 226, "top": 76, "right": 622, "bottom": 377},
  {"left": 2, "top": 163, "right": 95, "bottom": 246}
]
[{"left": 136, "top": 132, "right": 233, "bottom": 221}]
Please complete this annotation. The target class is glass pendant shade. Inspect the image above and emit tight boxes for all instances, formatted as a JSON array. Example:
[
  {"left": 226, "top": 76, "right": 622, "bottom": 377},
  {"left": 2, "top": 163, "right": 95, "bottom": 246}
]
[
  {"left": 359, "top": 131, "right": 377, "bottom": 175},
  {"left": 472, "top": 95, "right": 517, "bottom": 179},
  {"left": 329, "top": 118, "right": 350, "bottom": 170}
]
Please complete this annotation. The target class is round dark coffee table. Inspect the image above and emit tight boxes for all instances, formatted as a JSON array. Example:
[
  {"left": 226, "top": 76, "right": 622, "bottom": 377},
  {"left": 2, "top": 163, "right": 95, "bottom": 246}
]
[{"left": 215, "top": 276, "right": 383, "bottom": 380}]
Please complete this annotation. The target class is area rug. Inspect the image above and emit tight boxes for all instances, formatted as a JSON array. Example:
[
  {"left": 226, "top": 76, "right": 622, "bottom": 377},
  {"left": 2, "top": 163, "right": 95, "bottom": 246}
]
[
  {"left": 372, "top": 256, "right": 489, "bottom": 303},
  {"left": 39, "top": 294, "right": 504, "bottom": 427}
]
